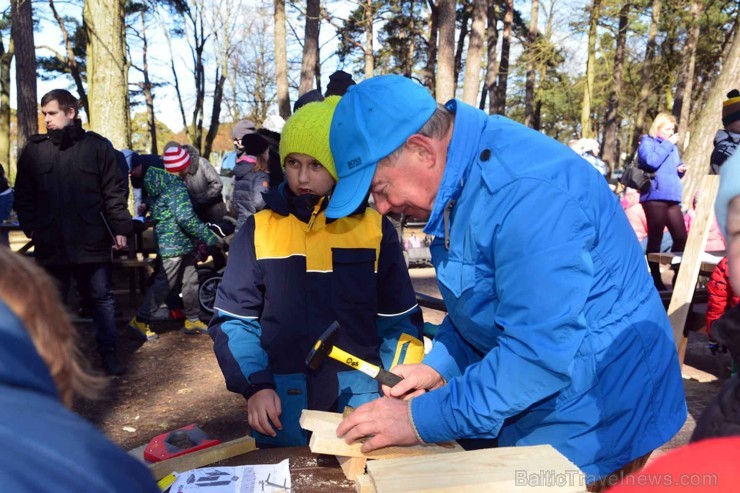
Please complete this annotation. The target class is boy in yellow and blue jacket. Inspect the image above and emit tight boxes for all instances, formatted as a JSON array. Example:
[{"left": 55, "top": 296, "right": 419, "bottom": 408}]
[{"left": 208, "top": 97, "right": 423, "bottom": 446}]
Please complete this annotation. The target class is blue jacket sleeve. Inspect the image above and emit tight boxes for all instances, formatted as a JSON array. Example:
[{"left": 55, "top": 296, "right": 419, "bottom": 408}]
[
  {"left": 638, "top": 137, "right": 675, "bottom": 172},
  {"left": 422, "top": 315, "right": 482, "bottom": 382},
  {"left": 208, "top": 217, "right": 273, "bottom": 399},
  {"left": 375, "top": 216, "right": 424, "bottom": 369},
  {"left": 411, "top": 180, "right": 595, "bottom": 443}
]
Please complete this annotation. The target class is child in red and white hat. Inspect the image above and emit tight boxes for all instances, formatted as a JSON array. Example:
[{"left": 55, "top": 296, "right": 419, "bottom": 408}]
[{"left": 129, "top": 143, "right": 219, "bottom": 340}]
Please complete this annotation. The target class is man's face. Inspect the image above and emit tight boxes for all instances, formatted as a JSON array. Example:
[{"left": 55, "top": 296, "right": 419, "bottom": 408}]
[
  {"left": 726, "top": 196, "right": 740, "bottom": 292},
  {"left": 41, "top": 100, "right": 75, "bottom": 131},
  {"left": 369, "top": 145, "right": 442, "bottom": 219}
]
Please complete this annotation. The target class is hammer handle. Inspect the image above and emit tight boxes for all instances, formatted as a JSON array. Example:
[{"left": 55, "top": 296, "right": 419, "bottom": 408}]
[{"left": 376, "top": 368, "right": 403, "bottom": 387}]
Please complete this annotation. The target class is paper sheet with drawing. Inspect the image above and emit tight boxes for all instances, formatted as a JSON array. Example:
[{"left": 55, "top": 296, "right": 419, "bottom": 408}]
[{"left": 168, "top": 459, "right": 291, "bottom": 492}]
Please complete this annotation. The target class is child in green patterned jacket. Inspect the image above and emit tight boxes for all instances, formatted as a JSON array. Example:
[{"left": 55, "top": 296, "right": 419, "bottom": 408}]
[{"left": 129, "top": 144, "right": 219, "bottom": 340}]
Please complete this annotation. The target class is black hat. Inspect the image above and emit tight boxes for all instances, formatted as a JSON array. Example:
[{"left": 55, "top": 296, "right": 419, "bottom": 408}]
[
  {"left": 241, "top": 133, "right": 269, "bottom": 156},
  {"left": 293, "top": 89, "right": 325, "bottom": 112},
  {"left": 325, "top": 70, "right": 356, "bottom": 97}
]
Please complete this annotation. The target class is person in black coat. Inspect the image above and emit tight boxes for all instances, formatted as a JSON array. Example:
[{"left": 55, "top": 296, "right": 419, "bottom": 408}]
[{"left": 14, "top": 89, "right": 132, "bottom": 375}]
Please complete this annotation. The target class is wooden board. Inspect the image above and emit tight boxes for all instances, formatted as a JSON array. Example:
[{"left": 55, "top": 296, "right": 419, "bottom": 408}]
[
  {"left": 148, "top": 436, "right": 257, "bottom": 480},
  {"left": 301, "top": 410, "right": 464, "bottom": 460},
  {"left": 682, "top": 364, "right": 718, "bottom": 383},
  {"left": 356, "top": 474, "right": 377, "bottom": 493},
  {"left": 366, "top": 445, "right": 586, "bottom": 492},
  {"left": 666, "top": 174, "right": 719, "bottom": 363},
  {"left": 338, "top": 455, "right": 367, "bottom": 481}
]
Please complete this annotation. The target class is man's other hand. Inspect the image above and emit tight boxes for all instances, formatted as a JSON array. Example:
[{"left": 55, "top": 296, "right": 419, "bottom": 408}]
[{"left": 336, "top": 397, "right": 419, "bottom": 453}]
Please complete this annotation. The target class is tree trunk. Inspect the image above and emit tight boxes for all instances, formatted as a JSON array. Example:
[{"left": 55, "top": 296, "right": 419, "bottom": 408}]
[
  {"left": 139, "top": 11, "right": 157, "bottom": 155},
  {"left": 682, "top": 26, "right": 740, "bottom": 203},
  {"left": 49, "top": 0, "right": 89, "bottom": 119},
  {"left": 165, "top": 24, "right": 189, "bottom": 137},
  {"left": 436, "top": 0, "right": 456, "bottom": 102},
  {"left": 274, "top": 0, "right": 291, "bottom": 118},
  {"left": 483, "top": 0, "right": 499, "bottom": 113},
  {"left": 404, "top": 0, "right": 415, "bottom": 78},
  {"left": 524, "top": 0, "right": 539, "bottom": 127},
  {"left": 454, "top": 6, "right": 470, "bottom": 87},
  {"left": 602, "top": 1, "right": 629, "bottom": 170},
  {"left": 580, "top": 0, "right": 600, "bottom": 138},
  {"left": 11, "top": 0, "right": 38, "bottom": 155},
  {"left": 364, "top": 0, "right": 375, "bottom": 78},
  {"left": 424, "top": 0, "right": 439, "bottom": 92},
  {"left": 462, "top": 0, "right": 486, "bottom": 105},
  {"left": 0, "top": 37, "right": 13, "bottom": 171},
  {"left": 494, "top": 0, "right": 513, "bottom": 114},
  {"left": 299, "top": 0, "right": 320, "bottom": 95},
  {"left": 629, "top": 0, "right": 662, "bottom": 158},
  {"left": 84, "top": 0, "right": 130, "bottom": 149},
  {"left": 672, "top": 0, "right": 702, "bottom": 152},
  {"left": 204, "top": 70, "right": 226, "bottom": 160},
  {"left": 188, "top": 7, "right": 207, "bottom": 152}
]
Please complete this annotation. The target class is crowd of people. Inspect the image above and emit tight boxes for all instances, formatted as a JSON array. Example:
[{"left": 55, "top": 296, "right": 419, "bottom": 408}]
[{"left": 0, "top": 76, "right": 739, "bottom": 491}]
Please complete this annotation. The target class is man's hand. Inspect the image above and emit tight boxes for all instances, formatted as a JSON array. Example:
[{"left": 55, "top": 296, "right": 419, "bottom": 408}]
[
  {"left": 336, "top": 397, "right": 419, "bottom": 453},
  {"left": 381, "top": 364, "right": 444, "bottom": 399},
  {"left": 247, "top": 389, "right": 282, "bottom": 437},
  {"left": 677, "top": 164, "right": 687, "bottom": 174},
  {"left": 114, "top": 235, "right": 127, "bottom": 250}
]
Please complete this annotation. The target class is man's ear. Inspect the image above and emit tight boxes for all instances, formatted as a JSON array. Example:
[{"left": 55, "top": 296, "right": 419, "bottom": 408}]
[
  {"left": 405, "top": 134, "right": 436, "bottom": 167},
  {"left": 66, "top": 108, "right": 77, "bottom": 120}
]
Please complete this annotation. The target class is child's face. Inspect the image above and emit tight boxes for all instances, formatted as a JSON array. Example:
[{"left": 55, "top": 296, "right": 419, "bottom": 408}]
[
  {"left": 727, "top": 120, "right": 740, "bottom": 134},
  {"left": 726, "top": 196, "right": 740, "bottom": 292},
  {"left": 284, "top": 153, "right": 335, "bottom": 197}
]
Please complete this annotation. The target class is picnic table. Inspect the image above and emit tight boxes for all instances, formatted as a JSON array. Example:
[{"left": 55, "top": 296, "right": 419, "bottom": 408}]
[
  {"left": 646, "top": 251, "right": 725, "bottom": 277},
  {"left": 1, "top": 222, "right": 32, "bottom": 253}
]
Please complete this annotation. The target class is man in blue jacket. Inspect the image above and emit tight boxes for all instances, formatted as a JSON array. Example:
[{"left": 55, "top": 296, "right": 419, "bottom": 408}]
[{"left": 330, "top": 75, "right": 687, "bottom": 487}]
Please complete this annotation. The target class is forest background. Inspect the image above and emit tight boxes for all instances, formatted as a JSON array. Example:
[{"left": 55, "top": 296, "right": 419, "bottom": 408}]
[{"left": 1, "top": 0, "right": 738, "bottom": 203}]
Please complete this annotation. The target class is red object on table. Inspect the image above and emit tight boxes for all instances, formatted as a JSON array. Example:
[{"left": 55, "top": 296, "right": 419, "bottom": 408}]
[{"left": 144, "top": 424, "right": 221, "bottom": 462}]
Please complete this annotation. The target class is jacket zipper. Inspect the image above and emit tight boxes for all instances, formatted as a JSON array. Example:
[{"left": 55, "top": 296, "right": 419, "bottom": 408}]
[{"left": 307, "top": 196, "right": 325, "bottom": 231}]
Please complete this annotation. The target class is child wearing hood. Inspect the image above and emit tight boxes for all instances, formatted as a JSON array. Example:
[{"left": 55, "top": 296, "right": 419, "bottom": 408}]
[
  {"left": 208, "top": 96, "right": 423, "bottom": 447},
  {"left": 710, "top": 89, "right": 740, "bottom": 174}
]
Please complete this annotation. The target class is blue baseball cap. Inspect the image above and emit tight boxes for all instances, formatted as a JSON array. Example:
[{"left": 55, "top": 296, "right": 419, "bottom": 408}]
[{"left": 326, "top": 75, "right": 437, "bottom": 219}]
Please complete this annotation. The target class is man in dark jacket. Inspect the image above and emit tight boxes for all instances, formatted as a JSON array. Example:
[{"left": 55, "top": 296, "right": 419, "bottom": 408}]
[{"left": 14, "top": 89, "right": 133, "bottom": 375}]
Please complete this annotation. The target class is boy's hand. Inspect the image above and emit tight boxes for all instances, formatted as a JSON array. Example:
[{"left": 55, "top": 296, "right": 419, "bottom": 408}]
[{"left": 247, "top": 389, "right": 282, "bottom": 437}]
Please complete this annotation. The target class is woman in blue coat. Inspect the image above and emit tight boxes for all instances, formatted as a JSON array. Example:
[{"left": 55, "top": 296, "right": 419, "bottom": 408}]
[{"left": 638, "top": 112, "right": 688, "bottom": 290}]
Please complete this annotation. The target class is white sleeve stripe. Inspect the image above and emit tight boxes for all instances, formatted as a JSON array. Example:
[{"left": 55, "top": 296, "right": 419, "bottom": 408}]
[
  {"left": 377, "top": 304, "right": 419, "bottom": 317},
  {"left": 214, "top": 307, "right": 259, "bottom": 321}
]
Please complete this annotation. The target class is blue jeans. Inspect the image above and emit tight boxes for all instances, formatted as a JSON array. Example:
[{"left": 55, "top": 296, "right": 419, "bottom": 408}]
[
  {"left": 0, "top": 189, "right": 12, "bottom": 247},
  {"left": 47, "top": 262, "right": 117, "bottom": 353}
]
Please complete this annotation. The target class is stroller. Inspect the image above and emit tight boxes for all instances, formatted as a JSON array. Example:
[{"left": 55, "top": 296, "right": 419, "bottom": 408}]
[{"left": 196, "top": 221, "right": 233, "bottom": 315}]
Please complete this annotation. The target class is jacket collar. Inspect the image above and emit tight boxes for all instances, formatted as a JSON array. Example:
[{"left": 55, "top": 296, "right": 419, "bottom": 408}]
[
  {"left": 265, "top": 182, "right": 369, "bottom": 224},
  {"left": 48, "top": 119, "right": 85, "bottom": 149},
  {"left": 424, "top": 100, "right": 486, "bottom": 238}
]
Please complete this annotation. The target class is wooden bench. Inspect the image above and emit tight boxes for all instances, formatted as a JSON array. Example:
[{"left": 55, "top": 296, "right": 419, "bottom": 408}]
[{"left": 112, "top": 257, "right": 153, "bottom": 299}]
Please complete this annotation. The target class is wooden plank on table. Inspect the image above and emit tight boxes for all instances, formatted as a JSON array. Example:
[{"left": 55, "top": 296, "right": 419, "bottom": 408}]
[
  {"left": 666, "top": 175, "right": 719, "bottom": 363},
  {"left": 338, "top": 455, "right": 367, "bottom": 481},
  {"left": 356, "top": 474, "right": 377, "bottom": 493},
  {"left": 682, "top": 364, "right": 718, "bottom": 383},
  {"left": 366, "top": 445, "right": 586, "bottom": 493},
  {"left": 301, "top": 410, "right": 464, "bottom": 460},
  {"left": 148, "top": 436, "right": 257, "bottom": 481}
]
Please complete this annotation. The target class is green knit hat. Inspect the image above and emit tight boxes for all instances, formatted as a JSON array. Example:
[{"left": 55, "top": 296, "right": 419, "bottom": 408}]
[{"left": 280, "top": 96, "right": 340, "bottom": 181}]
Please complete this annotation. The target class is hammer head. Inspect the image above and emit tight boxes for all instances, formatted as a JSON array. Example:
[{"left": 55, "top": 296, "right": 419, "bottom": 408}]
[{"left": 306, "top": 321, "right": 340, "bottom": 370}]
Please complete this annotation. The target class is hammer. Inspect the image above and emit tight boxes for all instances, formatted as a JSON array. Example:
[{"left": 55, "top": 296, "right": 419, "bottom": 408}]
[{"left": 306, "top": 321, "right": 403, "bottom": 387}]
